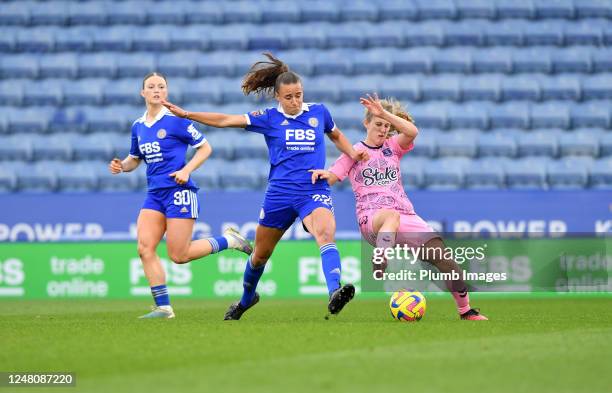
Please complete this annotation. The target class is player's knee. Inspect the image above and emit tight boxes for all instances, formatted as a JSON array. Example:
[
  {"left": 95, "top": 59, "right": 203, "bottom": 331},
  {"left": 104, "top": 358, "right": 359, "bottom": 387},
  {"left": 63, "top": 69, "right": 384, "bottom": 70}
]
[
  {"left": 137, "top": 242, "right": 156, "bottom": 260},
  {"left": 386, "top": 211, "right": 401, "bottom": 231},
  {"left": 314, "top": 228, "right": 335, "bottom": 244},
  {"left": 252, "top": 250, "right": 271, "bottom": 266},
  {"left": 167, "top": 250, "right": 190, "bottom": 264}
]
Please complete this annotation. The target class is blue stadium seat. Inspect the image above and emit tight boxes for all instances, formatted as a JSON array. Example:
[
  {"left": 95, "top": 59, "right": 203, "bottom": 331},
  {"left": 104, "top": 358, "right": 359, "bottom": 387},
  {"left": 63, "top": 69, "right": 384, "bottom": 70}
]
[
  {"left": 570, "top": 102, "right": 610, "bottom": 129},
  {"left": 0, "top": 80, "right": 24, "bottom": 106},
  {"left": 436, "top": 130, "right": 478, "bottom": 158},
  {"left": 49, "top": 107, "right": 87, "bottom": 133},
  {"left": 464, "top": 158, "right": 506, "bottom": 189},
  {"left": 39, "top": 53, "right": 78, "bottom": 79},
  {"left": 484, "top": 21, "right": 523, "bottom": 46},
  {"left": 472, "top": 49, "right": 512, "bottom": 74},
  {"left": 432, "top": 48, "right": 472, "bottom": 73},
  {"left": 457, "top": 0, "right": 496, "bottom": 18},
  {"left": 103, "top": 79, "right": 141, "bottom": 106},
  {"left": 461, "top": 75, "right": 501, "bottom": 101},
  {"left": 518, "top": 130, "right": 558, "bottom": 157},
  {"left": 421, "top": 75, "right": 460, "bottom": 101},
  {"left": 275, "top": 50, "right": 315, "bottom": 76},
  {"left": 233, "top": 133, "right": 268, "bottom": 159},
  {"left": 0, "top": 135, "right": 33, "bottom": 161},
  {"left": 590, "top": 158, "right": 612, "bottom": 189},
  {"left": 262, "top": 1, "right": 301, "bottom": 23},
  {"left": 7, "top": 107, "right": 52, "bottom": 133},
  {"left": 574, "top": 0, "right": 612, "bottom": 18},
  {"left": 247, "top": 24, "right": 288, "bottom": 51},
  {"left": 220, "top": 159, "right": 265, "bottom": 190},
  {"left": 299, "top": 1, "right": 340, "bottom": 22},
  {"left": 325, "top": 23, "right": 368, "bottom": 48},
  {"left": 552, "top": 48, "right": 592, "bottom": 73},
  {"left": 15, "top": 161, "right": 58, "bottom": 192},
  {"left": 0, "top": 54, "right": 39, "bottom": 78},
  {"left": 29, "top": 2, "right": 69, "bottom": 25},
  {"left": 70, "top": 133, "right": 114, "bottom": 161},
  {"left": 0, "top": 3, "right": 30, "bottom": 26},
  {"left": 116, "top": 54, "right": 156, "bottom": 78},
  {"left": 54, "top": 27, "right": 94, "bottom": 52},
  {"left": 284, "top": 25, "right": 326, "bottom": 50},
  {"left": 391, "top": 48, "right": 433, "bottom": 74},
  {"left": 478, "top": 131, "right": 518, "bottom": 157},
  {"left": 222, "top": 2, "right": 262, "bottom": 23},
  {"left": 329, "top": 103, "right": 363, "bottom": 129},
  {"left": 564, "top": 22, "right": 603, "bottom": 46},
  {"left": 0, "top": 166, "right": 17, "bottom": 193},
  {"left": 599, "top": 132, "right": 612, "bottom": 157},
  {"left": 31, "top": 135, "right": 72, "bottom": 161},
  {"left": 582, "top": 75, "right": 612, "bottom": 100},
  {"left": 592, "top": 48, "right": 612, "bottom": 72},
  {"left": 23, "top": 80, "right": 63, "bottom": 106},
  {"left": 340, "top": 0, "right": 378, "bottom": 21},
  {"left": 176, "top": 78, "right": 223, "bottom": 105},
  {"left": 539, "top": 75, "right": 581, "bottom": 101},
  {"left": 0, "top": 29, "right": 16, "bottom": 52},
  {"left": 496, "top": 0, "right": 535, "bottom": 19},
  {"left": 399, "top": 156, "right": 427, "bottom": 189},
  {"left": 57, "top": 162, "right": 99, "bottom": 192},
  {"left": 68, "top": 2, "right": 107, "bottom": 25},
  {"left": 96, "top": 163, "right": 139, "bottom": 192},
  {"left": 190, "top": 158, "right": 223, "bottom": 190},
  {"left": 531, "top": 102, "right": 570, "bottom": 129},
  {"left": 379, "top": 75, "right": 420, "bottom": 102},
  {"left": 62, "top": 79, "right": 105, "bottom": 106},
  {"left": 409, "top": 129, "right": 438, "bottom": 157},
  {"left": 302, "top": 76, "right": 340, "bottom": 103},
  {"left": 131, "top": 26, "right": 172, "bottom": 52},
  {"left": 169, "top": 25, "right": 208, "bottom": 51},
  {"left": 523, "top": 21, "right": 564, "bottom": 46},
  {"left": 378, "top": 0, "right": 418, "bottom": 20},
  {"left": 504, "top": 158, "right": 548, "bottom": 190},
  {"left": 106, "top": 1, "right": 146, "bottom": 25},
  {"left": 534, "top": 0, "right": 575, "bottom": 19},
  {"left": 363, "top": 22, "right": 404, "bottom": 48},
  {"left": 107, "top": 133, "right": 131, "bottom": 158},
  {"left": 423, "top": 158, "right": 469, "bottom": 190},
  {"left": 157, "top": 51, "right": 199, "bottom": 78},
  {"left": 559, "top": 132, "right": 599, "bottom": 157},
  {"left": 313, "top": 50, "right": 352, "bottom": 75},
  {"left": 0, "top": 108, "right": 8, "bottom": 134},
  {"left": 92, "top": 26, "right": 134, "bottom": 51},
  {"left": 339, "top": 76, "right": 379, "bottom": 102},
  {"left": 447, "top": 104, "right": 489, "bottom": 129},
  {"left": 221, "top": 77, "right": 257, "bottom": 104},
  {"left": 208, "top": 25, "right": 248, "bottom": 51},
  {"left": 547, "top": 158, "right": 590, "bottom": 189},
  {"left": 185, "top": 3, "right": 222, "bottom": 24},
  {"left": 350, "top": 49, "right": 392, "bottom": 75},
  {"left": 146, "top": 2, "right": 185, "bottom": 24},
  {"left": 416, "top": 0, "right": 457, "bottom": 20},
  {"left": 403, "top": 22, "right": 444, "bottom": 46},
  {"left": 195, "top": 51, "right": 235, "bottom": 78},
  {"left": 442, "top": 21, "right": 484, "bottom": 46},
  {"left": 410, "top": 103, "right": 448, "bottom": 129},
  {"left": 489, "top": 102, "right": 530, "bottom": 129},
  {"left": 501, "top": 76, "right": 540, "bottom": 101},
  {"left": 85, "top": 105, "right": 136, "bottom": 133},
  {"left": 512, "top": 48, "right": 552, "bottom": 74},
  {"left": 205, "top": 131, "right": 237, "bottom": 160},
  {"left": 78, "top": 53, "right": 117, "bottom": 78}
]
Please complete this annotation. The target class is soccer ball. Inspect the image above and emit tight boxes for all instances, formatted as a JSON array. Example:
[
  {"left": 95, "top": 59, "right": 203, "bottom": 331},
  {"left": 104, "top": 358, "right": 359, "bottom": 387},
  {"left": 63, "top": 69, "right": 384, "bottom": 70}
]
[{"left": 389, "top": 289, "right": 426, "bottom": 322}]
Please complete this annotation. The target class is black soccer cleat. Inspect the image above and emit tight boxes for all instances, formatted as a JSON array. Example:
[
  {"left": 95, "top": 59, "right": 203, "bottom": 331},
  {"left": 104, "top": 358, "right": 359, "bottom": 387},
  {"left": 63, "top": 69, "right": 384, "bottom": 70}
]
[
  {"left": 224, "top": 292, "right": 260, "bottom": 321},
  {"left": 327, "top": 283, "right": 355, "bottom": 315}
]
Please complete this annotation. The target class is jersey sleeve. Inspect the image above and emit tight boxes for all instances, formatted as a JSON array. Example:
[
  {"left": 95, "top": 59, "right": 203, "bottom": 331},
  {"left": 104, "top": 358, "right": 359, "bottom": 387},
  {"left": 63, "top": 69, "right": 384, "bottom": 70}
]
[
  {"left": 321, "top": 104, "right": 336, "bottom": 133},
  {"left": 178, "top": 119, "right": 207, "bottom": 148},
  {"left": 328, "top": 152, "right": 354, "bottom": 182},
  {"left": 129, "top": 124, "right": 143, "bottom": 159},
  {"left": 244, "top": 109, "right": 272, "bottom": 135},
  {"left": 388, "top": 135, "right": 414, "bottom": 158}
]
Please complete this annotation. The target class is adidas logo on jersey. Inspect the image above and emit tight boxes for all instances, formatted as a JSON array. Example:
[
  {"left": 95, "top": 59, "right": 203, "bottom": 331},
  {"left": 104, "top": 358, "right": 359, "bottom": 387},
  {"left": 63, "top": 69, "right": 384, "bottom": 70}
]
[
  {"left": 281, "top": 119, "right": 289, "bottom": 126},
  {"left": 180, "top": 207, "right": 188, "bottom": 213}
]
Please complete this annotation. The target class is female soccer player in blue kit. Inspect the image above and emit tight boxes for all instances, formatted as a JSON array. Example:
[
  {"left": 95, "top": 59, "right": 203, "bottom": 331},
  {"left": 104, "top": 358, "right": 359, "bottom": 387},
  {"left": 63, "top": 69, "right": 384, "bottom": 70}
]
[
  {"left": 109, "top": 72, "right": 253, "bottom": 319},
  {"left": 162, "top": 53, "right": 369, "bottom": 320}
]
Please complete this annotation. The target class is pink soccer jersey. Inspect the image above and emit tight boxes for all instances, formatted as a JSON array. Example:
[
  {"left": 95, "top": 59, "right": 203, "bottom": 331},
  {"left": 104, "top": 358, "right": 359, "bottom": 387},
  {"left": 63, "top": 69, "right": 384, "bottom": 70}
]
[{"left": 329, "top": 135, "right": 415, "bottom": 217}]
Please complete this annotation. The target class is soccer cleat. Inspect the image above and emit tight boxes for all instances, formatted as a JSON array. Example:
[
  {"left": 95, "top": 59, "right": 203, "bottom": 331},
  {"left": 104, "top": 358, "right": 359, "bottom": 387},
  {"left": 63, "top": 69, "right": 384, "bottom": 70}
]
[
  {"left": 223, "top": 227, "right": 253, "bottom": 255},
  {"left": 138, "top": 306, "right": 175, "bottom": 319},
  {"left": 224, "top": 292, "right": 260, "bottom": 320},
  {"left": 460, "top": 308, "right": 488, "bottom": 321},
  {"left": 327, "top": 283, "right": 355, "bottom": 315}
]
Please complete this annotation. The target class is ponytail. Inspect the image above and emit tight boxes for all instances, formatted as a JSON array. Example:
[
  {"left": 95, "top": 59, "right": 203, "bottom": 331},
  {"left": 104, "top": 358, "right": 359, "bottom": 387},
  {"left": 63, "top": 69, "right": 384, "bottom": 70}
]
[{"left": 241, "top": 52, "right": 301, "bottom": 97}]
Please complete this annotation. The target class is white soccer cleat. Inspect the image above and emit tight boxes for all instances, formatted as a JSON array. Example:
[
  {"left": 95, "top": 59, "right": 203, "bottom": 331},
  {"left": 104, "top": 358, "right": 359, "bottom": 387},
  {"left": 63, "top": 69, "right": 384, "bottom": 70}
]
[
  {"left": 223, "top": 227, "right": 253, "bottom": 255},
  {"left": 138, "top": 306, "right": 175, "bottom": 319}
]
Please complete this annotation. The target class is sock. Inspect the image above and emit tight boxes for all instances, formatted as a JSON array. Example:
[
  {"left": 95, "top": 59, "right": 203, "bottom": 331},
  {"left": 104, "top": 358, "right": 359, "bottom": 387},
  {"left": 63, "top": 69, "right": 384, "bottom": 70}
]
[
  {"left": 239, "top": 256, "right": 265, "bottom": 307},
  {"left": 446, "top": 281, "right": 471, "bottom": 314},
  {"left": 206, "top": 236, "right": 229, "bottom": 254},
  {"left": 320, "top": 243, "right": 342, "bottom": 296},
  {"left": 151, "top": 284, "right": 170, "bottom": 307}
]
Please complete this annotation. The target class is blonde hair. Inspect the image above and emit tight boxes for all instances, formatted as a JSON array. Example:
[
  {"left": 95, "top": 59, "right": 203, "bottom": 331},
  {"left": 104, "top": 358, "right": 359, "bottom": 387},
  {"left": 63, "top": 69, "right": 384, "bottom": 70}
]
[{"left": 364, "top": 97, "right": 415, "bottom": 137}]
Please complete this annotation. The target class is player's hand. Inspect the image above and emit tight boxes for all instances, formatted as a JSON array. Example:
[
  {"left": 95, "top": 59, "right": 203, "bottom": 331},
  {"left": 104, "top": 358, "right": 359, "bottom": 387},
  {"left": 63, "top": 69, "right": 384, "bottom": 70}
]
[
  {"left": 359, "top": 92, "right": 385, "bottom": 118},
  {"left": 309, "top": 169, "right": 332, "bottom": 184},
  {"left": 350, "top": 149, "right": 369, "bottom": 161},
  {"left": 161, "top": 99, "right": 189, "bottom": 118},
  {"left": 109, "top": 158, "right": 123, "bottom": 174},
  {"left": 169, "top": 168, "right": 190, "bottom": 185}
]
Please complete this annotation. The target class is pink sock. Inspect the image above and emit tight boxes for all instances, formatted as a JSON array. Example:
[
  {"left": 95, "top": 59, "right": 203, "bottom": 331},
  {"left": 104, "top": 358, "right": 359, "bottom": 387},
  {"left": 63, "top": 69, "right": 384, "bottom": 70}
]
[{"left": 446, "top": 281, "right": 471, "bottom": 314}]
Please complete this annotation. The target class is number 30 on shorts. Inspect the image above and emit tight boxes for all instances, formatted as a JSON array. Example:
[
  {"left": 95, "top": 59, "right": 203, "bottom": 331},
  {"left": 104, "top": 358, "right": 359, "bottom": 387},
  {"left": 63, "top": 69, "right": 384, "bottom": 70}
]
[{"left": 173, "top": 190, "right": 192, "bottom": 206}]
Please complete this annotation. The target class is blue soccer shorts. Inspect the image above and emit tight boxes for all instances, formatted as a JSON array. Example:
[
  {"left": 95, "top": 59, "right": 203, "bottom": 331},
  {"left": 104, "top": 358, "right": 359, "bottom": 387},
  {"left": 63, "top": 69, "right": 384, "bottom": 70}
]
[
  {"left": 142, "top": 187, "right": 200, "bottom": 219},
  {"left": 259, "top": 190, "right": 334, "bottom": 230}
]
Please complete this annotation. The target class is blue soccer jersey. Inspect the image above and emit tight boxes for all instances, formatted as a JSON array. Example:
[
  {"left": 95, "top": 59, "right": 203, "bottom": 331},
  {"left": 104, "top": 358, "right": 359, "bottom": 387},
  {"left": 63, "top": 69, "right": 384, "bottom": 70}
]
[
  {"left": 244, "top": 103, "right": 335, "bottom": 194},
  {"left": 129, "top": 107, "right": 206, "bottom": 190}
]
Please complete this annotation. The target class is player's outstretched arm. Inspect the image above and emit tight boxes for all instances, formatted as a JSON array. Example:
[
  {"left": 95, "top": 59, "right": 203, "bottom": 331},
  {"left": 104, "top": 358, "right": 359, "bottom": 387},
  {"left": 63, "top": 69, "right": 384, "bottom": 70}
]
[
  {"left": 360, "top": 93, "right": 418, "bottom": 149},
  {"left": 108, "top": 156, "right": 140, "bottom": 174},
  {"left": 309, "top": 169, "right": 339, "bottom": 186},
  {"left": 161, "top": 100, "right": 247, "bottom": 129},
  {"left": 327, "top": 127, "right": 369, "bottom": 162},
  {"left": 169, "top": 142, "right": 212, "bottom": 185}
]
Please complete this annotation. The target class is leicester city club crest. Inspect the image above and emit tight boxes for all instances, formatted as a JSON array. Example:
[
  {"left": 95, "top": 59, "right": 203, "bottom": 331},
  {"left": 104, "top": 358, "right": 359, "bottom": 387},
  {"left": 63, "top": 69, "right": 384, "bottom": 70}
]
[
  {"left": 157, "top": 129, "right": 166, "bottom": 139},
  {"left": 308, "top": 117, "right": 318, "bottom": 127}
]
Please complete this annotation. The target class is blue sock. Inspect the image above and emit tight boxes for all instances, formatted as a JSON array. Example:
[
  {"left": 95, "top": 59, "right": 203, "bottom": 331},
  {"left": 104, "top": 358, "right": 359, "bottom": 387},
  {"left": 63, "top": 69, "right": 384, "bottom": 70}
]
[
  {"left": 206, "top": 236, "right": 229, "bottom": 254},
  {"left": 239, "top": 256, "right": 265, "bottom": 307},
  {"left": 151, "top": 284, "right": 170, "bottom": 307},
  {"left": 320, "top": 243, "right": 342, "bottom": 296}
]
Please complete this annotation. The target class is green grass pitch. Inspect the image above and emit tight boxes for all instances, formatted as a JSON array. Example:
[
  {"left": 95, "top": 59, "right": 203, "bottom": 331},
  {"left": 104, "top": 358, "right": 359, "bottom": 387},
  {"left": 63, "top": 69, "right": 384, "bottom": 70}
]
[{"left": 1, "top": 296, "right": 611, "bottom": 393}]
